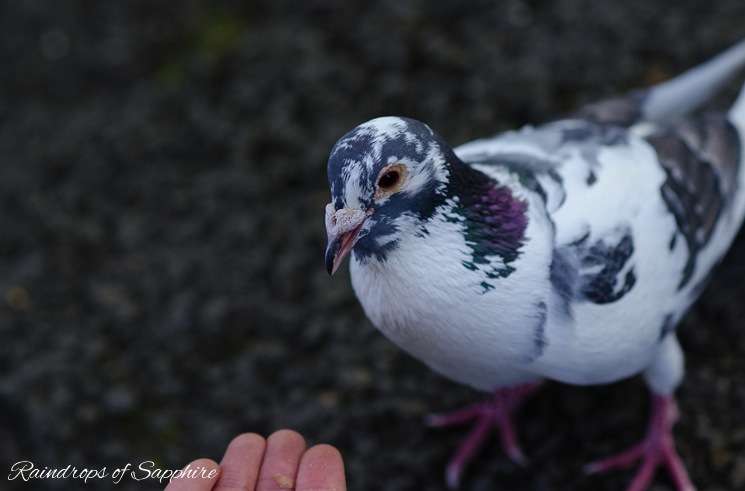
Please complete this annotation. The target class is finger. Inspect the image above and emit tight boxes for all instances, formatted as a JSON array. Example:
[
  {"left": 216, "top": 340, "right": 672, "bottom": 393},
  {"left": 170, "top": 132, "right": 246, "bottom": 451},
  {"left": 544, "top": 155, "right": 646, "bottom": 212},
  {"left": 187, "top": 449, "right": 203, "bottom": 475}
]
[
  {"left": 256, "top": 429, "right": 307, "bottom": 491},
  {"left": 164, "top": 459, "right": 220, "bottom": 491},
  {"left": 213, "top": 433, "right": 267, "bottom": 491},
  {"left": 296, "top": 444, "right": 346, "bottom": 491}
]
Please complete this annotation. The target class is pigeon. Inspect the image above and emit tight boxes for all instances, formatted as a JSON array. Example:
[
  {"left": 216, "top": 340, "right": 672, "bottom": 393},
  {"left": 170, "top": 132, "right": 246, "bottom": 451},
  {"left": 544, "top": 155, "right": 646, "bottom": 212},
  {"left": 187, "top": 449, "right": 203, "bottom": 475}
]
[{"left": 324, "top": 39, "right": 745, "bottom": 491}]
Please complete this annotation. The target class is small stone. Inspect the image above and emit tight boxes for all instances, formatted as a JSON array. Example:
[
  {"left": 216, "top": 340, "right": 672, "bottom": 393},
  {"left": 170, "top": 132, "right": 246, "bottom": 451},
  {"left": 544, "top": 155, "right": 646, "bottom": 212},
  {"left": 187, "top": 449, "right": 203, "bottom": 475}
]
[
  {"left": 5, "top": 286, "right": 30, "bottom": 311},
  {"left": 319, "top": 390, "right": 340, "bottom": 408},
  {"left": 274, "top": 473, "right": 295, "bottom": 489}
]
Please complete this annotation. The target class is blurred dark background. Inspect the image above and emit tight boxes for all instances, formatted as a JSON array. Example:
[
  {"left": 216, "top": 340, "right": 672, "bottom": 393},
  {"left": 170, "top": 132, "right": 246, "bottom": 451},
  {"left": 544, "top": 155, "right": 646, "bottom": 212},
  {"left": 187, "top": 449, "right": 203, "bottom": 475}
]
[{"left": 1, "top": 1, "right": 745, "bottom": 490}]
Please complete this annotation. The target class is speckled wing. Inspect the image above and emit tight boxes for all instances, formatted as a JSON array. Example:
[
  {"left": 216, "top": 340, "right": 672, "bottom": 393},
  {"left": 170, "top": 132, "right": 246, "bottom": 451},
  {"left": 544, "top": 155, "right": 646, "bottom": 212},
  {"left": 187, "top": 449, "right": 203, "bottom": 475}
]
[
  {"left": 565, "top": 105, "right": 742, "bottom": 294},
  {"left": 573, "top": 84, "right": 741, "bottom": 291},
  {"left": 544, "top": 111, "right": 741, "bottom": 310}
]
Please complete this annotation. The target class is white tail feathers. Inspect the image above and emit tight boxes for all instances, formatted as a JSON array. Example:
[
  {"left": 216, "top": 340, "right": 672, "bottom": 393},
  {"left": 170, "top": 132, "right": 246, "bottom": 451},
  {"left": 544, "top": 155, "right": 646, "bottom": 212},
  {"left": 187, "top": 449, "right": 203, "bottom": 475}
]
[{"left": 642, "top": 38, "right": 745, "bottom": 123}]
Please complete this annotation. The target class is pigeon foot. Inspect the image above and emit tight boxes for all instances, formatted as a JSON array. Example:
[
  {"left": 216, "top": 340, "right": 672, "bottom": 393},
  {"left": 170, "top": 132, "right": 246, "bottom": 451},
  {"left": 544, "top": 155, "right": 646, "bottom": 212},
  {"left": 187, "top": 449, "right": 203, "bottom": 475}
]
[
  {"left": 585, "top": 394, "right": 696, "bottom": 491},
  {"left": 426, "top": 382, "right": 541, "bottom": 489}
]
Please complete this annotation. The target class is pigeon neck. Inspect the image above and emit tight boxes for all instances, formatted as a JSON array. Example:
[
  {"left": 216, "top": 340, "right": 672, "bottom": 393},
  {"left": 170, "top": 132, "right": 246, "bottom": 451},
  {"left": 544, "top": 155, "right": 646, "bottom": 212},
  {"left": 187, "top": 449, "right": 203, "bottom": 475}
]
[{"left": 444, "top": 160, "right": 529, "bottom": 282}]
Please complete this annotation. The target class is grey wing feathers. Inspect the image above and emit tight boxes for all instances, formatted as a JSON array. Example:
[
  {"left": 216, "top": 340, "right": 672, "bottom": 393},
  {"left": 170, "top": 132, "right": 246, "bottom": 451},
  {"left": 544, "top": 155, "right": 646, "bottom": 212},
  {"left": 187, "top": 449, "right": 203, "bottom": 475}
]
[{"left": 645, "top": 114, "right": 741, "bottom": 289}]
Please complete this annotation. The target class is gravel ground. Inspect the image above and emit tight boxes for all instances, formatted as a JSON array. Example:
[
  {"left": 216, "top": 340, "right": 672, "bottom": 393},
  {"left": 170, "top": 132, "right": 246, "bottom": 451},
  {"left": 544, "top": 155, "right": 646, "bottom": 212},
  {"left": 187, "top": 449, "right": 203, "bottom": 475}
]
[{"left": 1, "top": 1, "right": 745, "bottom": 490}]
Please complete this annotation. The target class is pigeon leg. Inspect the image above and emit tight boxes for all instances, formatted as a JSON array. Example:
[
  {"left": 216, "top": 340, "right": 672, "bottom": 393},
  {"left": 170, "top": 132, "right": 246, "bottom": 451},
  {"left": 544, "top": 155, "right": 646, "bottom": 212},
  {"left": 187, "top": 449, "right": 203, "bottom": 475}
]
[
  {"left": 426, "top": 382, "right": 542, "bottom": 488},
  {"left": 585, "top": 394, "right": 696, "bottom": 491}
]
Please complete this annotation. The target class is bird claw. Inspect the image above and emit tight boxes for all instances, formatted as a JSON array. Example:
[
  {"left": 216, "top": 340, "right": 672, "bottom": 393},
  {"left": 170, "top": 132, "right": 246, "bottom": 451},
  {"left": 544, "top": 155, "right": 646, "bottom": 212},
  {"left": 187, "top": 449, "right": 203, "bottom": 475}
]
[
  {"left": 426, "top": 382, "right": 541, "bottom": 488},
  {"left": 585, "top": 395, "right": 696, "bottom": 491}
]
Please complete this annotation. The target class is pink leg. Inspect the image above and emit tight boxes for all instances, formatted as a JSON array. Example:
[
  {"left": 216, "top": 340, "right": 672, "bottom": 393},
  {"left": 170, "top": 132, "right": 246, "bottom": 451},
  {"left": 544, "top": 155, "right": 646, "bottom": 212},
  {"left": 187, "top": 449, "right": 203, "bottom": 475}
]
[
  {"left": 585, "top": 394, "right": 696, "bottom": 491},
  {"left": 426, "top": 382, "right": 542, "bottom": 489}
]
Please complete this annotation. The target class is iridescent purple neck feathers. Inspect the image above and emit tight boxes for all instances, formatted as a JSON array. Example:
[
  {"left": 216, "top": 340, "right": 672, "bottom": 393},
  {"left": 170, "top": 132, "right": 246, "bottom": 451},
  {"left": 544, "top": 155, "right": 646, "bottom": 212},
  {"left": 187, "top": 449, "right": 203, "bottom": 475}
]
[{"left": 443, "top": 162, "right": 528, "bottom": 287}]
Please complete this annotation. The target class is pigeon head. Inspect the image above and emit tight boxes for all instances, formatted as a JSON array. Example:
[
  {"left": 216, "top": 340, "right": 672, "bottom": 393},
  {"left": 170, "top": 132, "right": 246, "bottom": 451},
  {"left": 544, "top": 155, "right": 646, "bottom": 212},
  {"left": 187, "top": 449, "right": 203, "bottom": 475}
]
[{"left": 324, "top": 117, "right": 456, "bottom": 274}]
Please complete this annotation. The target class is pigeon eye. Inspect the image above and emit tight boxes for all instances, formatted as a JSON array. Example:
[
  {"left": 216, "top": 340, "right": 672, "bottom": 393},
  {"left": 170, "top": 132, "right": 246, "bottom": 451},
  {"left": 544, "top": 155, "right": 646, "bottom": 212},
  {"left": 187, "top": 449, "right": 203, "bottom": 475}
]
[
  {"left": 374, "top": 163, "right": 408, "bottom": 200},
  {"left": 378, "top": 170, "right": 400, "bottom": 189}
]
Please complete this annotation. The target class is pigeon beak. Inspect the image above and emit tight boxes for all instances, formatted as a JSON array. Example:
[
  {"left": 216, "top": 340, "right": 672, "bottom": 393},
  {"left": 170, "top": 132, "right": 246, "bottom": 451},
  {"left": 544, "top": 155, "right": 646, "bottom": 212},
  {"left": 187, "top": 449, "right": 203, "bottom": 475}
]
[{"left": 325, "top": 203, "right": 369, "bottom": 275}]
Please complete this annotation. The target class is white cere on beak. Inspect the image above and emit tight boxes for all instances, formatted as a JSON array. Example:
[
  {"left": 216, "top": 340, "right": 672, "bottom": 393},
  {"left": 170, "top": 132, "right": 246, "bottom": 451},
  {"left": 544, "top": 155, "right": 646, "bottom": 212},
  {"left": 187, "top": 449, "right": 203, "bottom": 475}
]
[{"left": 325, "top": 204, "right": 370, "bottom": 238}]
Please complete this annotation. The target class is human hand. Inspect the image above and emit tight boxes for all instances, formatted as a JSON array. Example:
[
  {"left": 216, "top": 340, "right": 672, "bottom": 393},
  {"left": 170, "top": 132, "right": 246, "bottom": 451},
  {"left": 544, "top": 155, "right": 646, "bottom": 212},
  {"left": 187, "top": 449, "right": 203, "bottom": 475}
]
[{"left": 164, "top": 429, "right": 346, "bottom": 491}]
